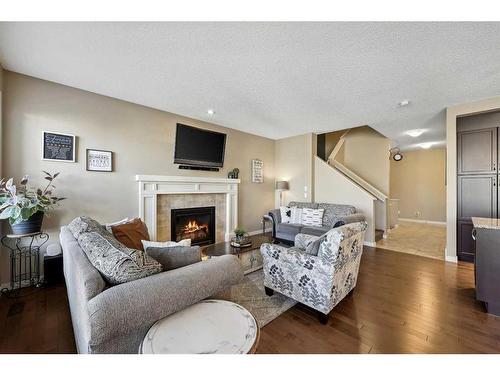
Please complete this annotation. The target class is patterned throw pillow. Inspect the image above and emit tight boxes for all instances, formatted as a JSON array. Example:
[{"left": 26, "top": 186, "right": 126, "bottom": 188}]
[
  {"left": 290, "top": 206, "right": 303, "bottom": 224},
  {"left": 301, "top": 208, "right": 325, "bottom": 227},
  {"left": 68, "top": 216, "right": 162, "bottom": 285},
  {"left": 279, "top": 206, "right": 292, "bottom": 223},
  {"left": 142, "top": 238, "right": 191, "bottom": 250}
]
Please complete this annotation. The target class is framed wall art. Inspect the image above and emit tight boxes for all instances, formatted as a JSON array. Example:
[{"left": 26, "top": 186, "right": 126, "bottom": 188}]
[
  {"left": 86, "top": 149, "right": 113, "bottom": 172},
  {"left": 251, "top": 159, "right": 263, "bottom": 183},
  {"left": 42, "top": 131, "right": 76, "bottom": 162}
]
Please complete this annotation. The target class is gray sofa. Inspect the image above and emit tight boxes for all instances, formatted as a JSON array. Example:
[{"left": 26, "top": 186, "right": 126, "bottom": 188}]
[
  {"left": 60, "top": 226, "right": 243, "bottom": 354},
  {"left": 268, "top": 201, "right": 365, "bottom": 243}
]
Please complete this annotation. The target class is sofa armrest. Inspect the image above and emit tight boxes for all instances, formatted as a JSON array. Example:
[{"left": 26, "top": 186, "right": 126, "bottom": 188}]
[
  {"left": 261, "top": 243, "right": 330, "bottom": 273},
  {"left": 333, "top": 213, "right": 366, "bottom": 228},
  {"left": 268, "top": 209, "right": 281, "bottom": 238},
  {"left": 86, "top": 254, "right": 243, "bottom": 351}
]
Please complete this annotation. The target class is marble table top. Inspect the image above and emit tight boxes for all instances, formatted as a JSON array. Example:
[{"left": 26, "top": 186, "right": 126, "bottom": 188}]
[
  {"left": 472, "top": 217, "right": 500, "bottom": 230},
  {"left": 140, "top": 299, "right": 259, "bottom": 354}
]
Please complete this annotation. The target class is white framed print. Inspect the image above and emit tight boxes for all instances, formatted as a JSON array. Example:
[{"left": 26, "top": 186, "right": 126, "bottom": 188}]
[
  {"left": 86, "top": 149, "right": 113, "bottom": 172},
  {"left": 42, "top": 131, "right": 76, "bottom": 162},
  {"left": 251, "top": 159, "right": 263, "bottom": 183}
]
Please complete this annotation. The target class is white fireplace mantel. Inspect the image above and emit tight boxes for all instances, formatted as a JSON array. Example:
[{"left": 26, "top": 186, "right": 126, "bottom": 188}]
[{"left": 136, "top": 175, "right": 240, "bottom": 241}]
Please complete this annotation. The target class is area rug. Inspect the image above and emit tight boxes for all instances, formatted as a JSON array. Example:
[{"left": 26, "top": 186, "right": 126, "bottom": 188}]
[{"left": 215, "top": 269, "right": 297, "bottom": 327}]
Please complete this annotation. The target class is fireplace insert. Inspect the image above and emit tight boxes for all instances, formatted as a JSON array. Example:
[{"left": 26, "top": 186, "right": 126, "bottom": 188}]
[{"left": 171, "top": 206, "right": 216, "bottom": 246}]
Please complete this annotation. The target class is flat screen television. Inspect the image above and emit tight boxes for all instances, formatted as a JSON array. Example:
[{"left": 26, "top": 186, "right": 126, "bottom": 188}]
[{"left": 174, "top": 123, "right": 227, "bottom": 168}]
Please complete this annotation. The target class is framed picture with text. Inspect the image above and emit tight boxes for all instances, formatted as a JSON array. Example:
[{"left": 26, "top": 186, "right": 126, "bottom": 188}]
[
  {"left": 42, "top": 131, "right": 76, "bottom": 162},
  {"left": 86, "top": 149, "right": 113, "bottom": 172}
]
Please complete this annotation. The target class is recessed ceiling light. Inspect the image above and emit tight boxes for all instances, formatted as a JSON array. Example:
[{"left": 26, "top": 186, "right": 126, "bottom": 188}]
[
  {"left": 406, "top": 129, "right": 425, "bottom": 137},
  {"left": 398, "top": 99, "right": 410, "bottom": 107},
  {"left": 419, "top": 142, "right": 433, "bottom": 149},
  {"left": 207, "top": 109, "right": 215, "bottom": 116}
]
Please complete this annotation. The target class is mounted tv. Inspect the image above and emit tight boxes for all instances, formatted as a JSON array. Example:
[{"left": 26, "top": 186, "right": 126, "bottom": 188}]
[{"left": 174, "top": 123, "right": 227, "bottom": 169}]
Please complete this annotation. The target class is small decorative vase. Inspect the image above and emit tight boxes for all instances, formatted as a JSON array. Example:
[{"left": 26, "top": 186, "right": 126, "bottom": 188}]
[{"left": 10, "top": 211, "right": 44, "bottom": 235}]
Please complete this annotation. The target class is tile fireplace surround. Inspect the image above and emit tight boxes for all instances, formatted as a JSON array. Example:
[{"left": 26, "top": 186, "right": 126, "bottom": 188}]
[{"left": 136, "top": 175, "right": 240, "bottom": 243}]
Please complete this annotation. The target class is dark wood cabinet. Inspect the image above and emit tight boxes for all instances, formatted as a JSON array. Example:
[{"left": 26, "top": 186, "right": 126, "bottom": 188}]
[
  {"left": 457, "top": 175, "right": 497, "bottom": 220},
  {"left": 457, "top": 121, "right": 500, "bottom": 262},
  {"left": 457, "top": 128, "right": 497, "bottom": 175},
  {"left": 457, "top": 220, "right": 476, "bottom": 263}
]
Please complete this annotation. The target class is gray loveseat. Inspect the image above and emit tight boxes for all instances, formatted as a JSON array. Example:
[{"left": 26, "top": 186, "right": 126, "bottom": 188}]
[
  {"left": 60, "top": 226, "right": 243, "bottom": 354},
  {"left": 268, "top": 201, "right": 365, "bottom": 244}
]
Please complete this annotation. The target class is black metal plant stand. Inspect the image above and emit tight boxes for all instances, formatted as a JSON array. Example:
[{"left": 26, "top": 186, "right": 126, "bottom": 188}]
[{"left": 1, "top": 232, "right": 49, "bottom": 296}]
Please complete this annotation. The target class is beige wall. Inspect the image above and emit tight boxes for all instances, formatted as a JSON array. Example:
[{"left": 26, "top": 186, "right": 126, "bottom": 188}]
[
  {"left": 341, "top": 126, "right": 391, "bottom": 196},
  {"left": 390, "top": 147, "right": 446, "bottom": 222},
  {"left": 1, "top": 71, "right": 276, "bottom": 283},
  {"left": 446, "top": 96, "right": 500, "bottom": 262},
  {"left": 314, "top": 157, "right": 376, "bottom": 244},
  {"left": 274, "top": 133, "right": 314, "bottom": 206}
]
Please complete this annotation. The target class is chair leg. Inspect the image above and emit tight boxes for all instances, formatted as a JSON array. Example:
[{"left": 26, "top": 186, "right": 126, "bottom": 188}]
[
  {"left": 318, "top": 311, "right": 330, "bottom": 325},
  {"left": 264, "top": 287, "right": 274, "bottom": 296}
]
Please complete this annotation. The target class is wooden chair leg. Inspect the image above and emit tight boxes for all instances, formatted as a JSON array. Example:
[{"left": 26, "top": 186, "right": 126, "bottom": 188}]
[
  {"left": 264, "top": 287, "right": 274, "bottom": 296},
  {"left": 318, "top": 311, "right": 330, "bottom": 325}
]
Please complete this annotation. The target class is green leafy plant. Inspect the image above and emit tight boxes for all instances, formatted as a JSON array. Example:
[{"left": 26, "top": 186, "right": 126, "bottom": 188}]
[
  {"left": 234, "top": 227, "right": 247, "bottom": 238},
  {"left": 0, "top": 171, "right": 65, "bottom": 225}
]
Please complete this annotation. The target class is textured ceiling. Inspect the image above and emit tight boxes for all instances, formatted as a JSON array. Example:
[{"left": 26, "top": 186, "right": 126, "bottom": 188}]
[{"left": 1, "top": 22, "right": 500, "bottom": 148}]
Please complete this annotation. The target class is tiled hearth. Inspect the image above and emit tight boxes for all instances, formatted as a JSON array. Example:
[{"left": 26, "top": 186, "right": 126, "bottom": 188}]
[{"left": 136, "top": 175, "right": 240, "bottom": 243}]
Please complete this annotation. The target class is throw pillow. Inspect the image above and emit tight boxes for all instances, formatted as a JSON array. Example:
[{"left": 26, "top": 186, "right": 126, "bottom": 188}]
[
  {"left": 104, "top": 217, "right": 132, "bottom": 233},
  {"left": 146, "top": 245, "right": 201, "bottom": 271},
  {"left": 290, "top": 206, "right": 303, "bottom": 224},
  {"left": 301, "top": 208, "right": 325, "bottom": 227},
  {"left": 111, "top": 218, "right": 150, "bottom": 250},
  {"left": 68, "top": 216, "right": 162, "bottom": 285},
  {"left": 279, "top": 206, "right": 292, "bottom": 223},
  {"left": 305, "top": 234, "right": 327, "bottom": 255},
  {"left": 141, "top": 238, "right": 191, "bottom": 250}
]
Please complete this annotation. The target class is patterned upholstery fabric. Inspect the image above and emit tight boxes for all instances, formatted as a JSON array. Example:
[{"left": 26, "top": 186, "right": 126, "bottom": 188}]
[
  {"left": 318, "top": 203, "right": 356, "bottom": 228},
  {"left": 68, "top": 216, "right": 162, "bottom": 285},
  {"left": 289, "top": 201, "right": 318, "bottom": 209},
  {"left": 260, "top": 221, "right": 367, "bottom": 314}
]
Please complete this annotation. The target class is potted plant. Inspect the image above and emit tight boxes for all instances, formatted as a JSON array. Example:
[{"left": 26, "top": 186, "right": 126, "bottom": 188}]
[
  {"left": 0, "top": 171, "right": 65, "bottom": 235},
  {"left": 234, "top": 227, "right": 249, "bottom": 242}
]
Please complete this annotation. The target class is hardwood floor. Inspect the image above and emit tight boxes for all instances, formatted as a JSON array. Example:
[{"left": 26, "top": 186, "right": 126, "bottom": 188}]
[{"left": 1, "top": 246, "right": 500, "bottom": 353}]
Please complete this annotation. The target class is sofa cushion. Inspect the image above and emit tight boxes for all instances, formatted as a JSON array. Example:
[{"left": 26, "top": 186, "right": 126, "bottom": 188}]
[
  {"left": 68, "top": 217, "right": 162, "bottom": 285},
  {"left": 111, "top": 218, "right": 150, "bottom": 251},
  {"left": 300, "top": 225, "right": 330, "bottom": 237},
  {"left": 277, "top": 223, "right": 303, "bottom": 236},
  {"left": 146, "top": 245, "right": 201, "bottom": 271},
  {"left": 318, "top": 203, "right": 356, "bottom": 227},
  {"left": 289, "top": 201, "right": 319, "bottom": 209}
]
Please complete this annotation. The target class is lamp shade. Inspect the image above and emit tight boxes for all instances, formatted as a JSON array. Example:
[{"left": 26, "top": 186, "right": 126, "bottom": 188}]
[{"left": 275, "top": 181, "right": 289, "bottom": 191}]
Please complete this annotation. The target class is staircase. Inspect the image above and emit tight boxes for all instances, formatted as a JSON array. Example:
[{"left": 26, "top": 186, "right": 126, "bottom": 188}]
[{"left": 325, "top": 130, "right": 389, "bottom": 239}]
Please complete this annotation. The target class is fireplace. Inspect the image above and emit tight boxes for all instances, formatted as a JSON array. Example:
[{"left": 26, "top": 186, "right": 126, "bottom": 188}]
[{"left": 171, "top": 206, "right": 216, "bottom": 246}]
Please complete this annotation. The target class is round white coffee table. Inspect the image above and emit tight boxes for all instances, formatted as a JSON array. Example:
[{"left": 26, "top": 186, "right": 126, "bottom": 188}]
[{"left": 139, "top": 299, "right": 260, "bottom": 354}]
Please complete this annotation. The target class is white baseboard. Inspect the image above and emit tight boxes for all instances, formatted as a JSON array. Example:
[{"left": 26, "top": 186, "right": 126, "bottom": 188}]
[
  {"left": 399, "top": 218, "right": 446, "bottom": 226},
  {"left": 364, "top": 241, "right": 377, "bottom": 247},
  {"left": 445, "top": 255, "right": 458, "bottom": 263}
]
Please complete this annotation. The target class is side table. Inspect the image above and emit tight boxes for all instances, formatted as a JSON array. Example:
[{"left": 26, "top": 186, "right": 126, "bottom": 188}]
[{"left": 1, "top": 231, "right": 49, "bottom": 295}]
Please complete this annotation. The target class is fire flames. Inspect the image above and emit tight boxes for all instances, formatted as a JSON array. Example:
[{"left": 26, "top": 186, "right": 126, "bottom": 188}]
[{"left": 182, "top": 220, "right": 208, "bottom": 234}]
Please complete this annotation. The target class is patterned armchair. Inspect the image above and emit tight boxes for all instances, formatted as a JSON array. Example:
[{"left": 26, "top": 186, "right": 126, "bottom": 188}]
[{"left": 260, "top": 221, "right": 367, "bottom": 324}]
